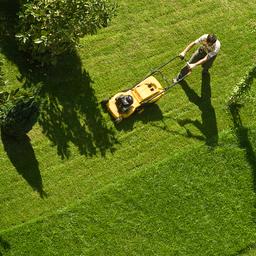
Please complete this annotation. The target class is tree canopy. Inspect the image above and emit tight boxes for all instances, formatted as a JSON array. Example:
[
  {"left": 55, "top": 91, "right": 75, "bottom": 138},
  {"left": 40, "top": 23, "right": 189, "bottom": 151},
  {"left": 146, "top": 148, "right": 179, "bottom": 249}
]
[{"left": 16, "top": 0, "right": 117, "bottom": 64}]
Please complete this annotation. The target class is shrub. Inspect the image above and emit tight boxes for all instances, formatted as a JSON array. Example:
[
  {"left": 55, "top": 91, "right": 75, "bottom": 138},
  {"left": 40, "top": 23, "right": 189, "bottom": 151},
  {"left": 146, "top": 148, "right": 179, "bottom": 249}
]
[
  {"left": 0, "top": 88, "right": 39, "bottom": 137},
  {"left": 15, "top": 0, "right": 117, "bottom": 65}
]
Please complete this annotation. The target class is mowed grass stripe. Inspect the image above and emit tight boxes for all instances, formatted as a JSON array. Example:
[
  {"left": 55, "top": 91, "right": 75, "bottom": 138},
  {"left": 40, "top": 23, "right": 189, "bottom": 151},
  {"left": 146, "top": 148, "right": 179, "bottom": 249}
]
[{"left": 1, "top": 130, "right": 256, "bottom": 255}]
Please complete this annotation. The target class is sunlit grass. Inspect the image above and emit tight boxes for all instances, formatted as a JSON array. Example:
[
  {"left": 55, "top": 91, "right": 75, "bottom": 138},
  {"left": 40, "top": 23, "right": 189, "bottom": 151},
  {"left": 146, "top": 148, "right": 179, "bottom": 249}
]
[{"left": 1, "top": 0, "right": 256, "bottom": 255}]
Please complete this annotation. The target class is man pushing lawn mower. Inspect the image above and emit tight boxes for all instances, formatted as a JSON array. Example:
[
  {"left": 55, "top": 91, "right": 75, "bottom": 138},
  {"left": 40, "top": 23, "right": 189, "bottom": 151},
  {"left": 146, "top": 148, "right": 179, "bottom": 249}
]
[
  {"left": 102, "top": 34, "right": 220, "bottom": 123},
  {"left": 173, "top": 34, "right": 221, "bottom": 82}
]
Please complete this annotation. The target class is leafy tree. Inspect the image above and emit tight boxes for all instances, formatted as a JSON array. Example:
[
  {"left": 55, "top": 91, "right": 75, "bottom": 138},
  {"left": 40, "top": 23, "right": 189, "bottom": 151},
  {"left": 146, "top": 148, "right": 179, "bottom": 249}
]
[
  {"left": 0, "top": 88, "right": 39, "bottom": 137},
  {"left": 15, "top": 0, "right": 117, "bottom": 64}
]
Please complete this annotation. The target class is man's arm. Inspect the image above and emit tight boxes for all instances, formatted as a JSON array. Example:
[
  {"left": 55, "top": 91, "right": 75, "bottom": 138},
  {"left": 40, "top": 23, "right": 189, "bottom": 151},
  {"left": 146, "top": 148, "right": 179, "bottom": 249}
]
[
  {"left": 179, "top": 41, "right": 196, "bottom": 59},
  {"left": 187, "top": 55, "right": 209, "bottom": 69}
]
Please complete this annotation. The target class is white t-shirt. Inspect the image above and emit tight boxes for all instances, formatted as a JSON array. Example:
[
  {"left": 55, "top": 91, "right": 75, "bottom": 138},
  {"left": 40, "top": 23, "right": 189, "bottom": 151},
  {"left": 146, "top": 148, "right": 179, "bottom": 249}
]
[{"left": 194, "top": 34, "right": 221, "bottom": 58}]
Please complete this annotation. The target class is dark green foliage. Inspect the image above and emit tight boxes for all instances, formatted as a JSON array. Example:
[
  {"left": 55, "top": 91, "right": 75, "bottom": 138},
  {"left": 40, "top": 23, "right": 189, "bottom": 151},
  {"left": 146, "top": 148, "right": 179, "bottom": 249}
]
[
  {"left": 0, "top": 57, "right": 8, "bottom": 105},
  {"left": 15, "top": 0, "right": 117, "bottom": 64},
  {"left": 0, "top": 59, "right": 5, "bottom": 87},
  {"left": 0, "top": 0, "right": 20, "bottom": 38},
  {"left": 0, "top": 89, "right": 39, "bottom": 136}
]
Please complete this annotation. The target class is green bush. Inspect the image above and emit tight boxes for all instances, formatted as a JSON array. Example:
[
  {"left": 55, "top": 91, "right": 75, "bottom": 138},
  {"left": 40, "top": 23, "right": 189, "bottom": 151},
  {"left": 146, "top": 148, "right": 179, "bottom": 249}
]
[
  {"left": 15, "top": 0, "right": 117, "bottom": 65},
  {"left": 0, "top": 88, "right": 39, "bottom": 136}
]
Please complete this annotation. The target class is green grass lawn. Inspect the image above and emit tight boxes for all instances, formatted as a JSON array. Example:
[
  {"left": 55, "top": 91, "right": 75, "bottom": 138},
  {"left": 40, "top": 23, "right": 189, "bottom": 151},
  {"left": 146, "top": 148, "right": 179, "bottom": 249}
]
[{"left": 1, "top": 0, "right": 256, "bottom": 255}]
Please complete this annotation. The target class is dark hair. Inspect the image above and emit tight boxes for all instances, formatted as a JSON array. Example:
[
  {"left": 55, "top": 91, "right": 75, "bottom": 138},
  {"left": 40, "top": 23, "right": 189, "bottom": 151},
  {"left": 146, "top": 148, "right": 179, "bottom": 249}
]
[{"left": 206, "top": 34, "right": 217, "bottom": 44}]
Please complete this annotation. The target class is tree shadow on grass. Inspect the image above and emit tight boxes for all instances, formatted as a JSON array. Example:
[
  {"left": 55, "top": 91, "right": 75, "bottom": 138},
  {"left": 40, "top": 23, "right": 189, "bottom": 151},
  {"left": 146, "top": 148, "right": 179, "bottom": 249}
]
[
  {"left": 1, "top": 131, "right": 46, "bottom": 198},
  {"left": 229, "top": 104, "right": 256, "bottom": 255},
  {"left": 229, "top": 103, "right": 256, "bottom": 193},
  {"left": 36, "top": 53, "right": 118, "bottom": 158},
  {"left": 228, "top": 66, "right": 256, "bottom": 196},
  {"left": 2, "top": 47, "right": 118, "bottom": 158},
  {"left": 0, "top": 4, "right": 117, "bottom": 201},
  {"left": 0, "top": 10, "right": 118, "bottom": 159},
  {"left": 234, "top": 243, "right": 256, "bottom": 256},
  {"left": 0, "top": 236, "right": 10, "bottom": 256},
  {"left": 113, "top": 103, "right": 164, "bottom": 131},
  {"left": 229, "top": 108, "right": 256, "bottom": 254},
  {"left": 177, "top": 72, "right": 218, "bottom": 147},
  {"left": 228, "top": 66, "right": 256, "bottom": 255}
]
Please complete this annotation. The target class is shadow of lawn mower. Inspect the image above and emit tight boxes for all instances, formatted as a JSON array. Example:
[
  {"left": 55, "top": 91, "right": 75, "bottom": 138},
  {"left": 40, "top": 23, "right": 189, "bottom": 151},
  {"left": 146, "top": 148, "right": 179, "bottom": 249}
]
[{"left": 101, "top": 56, "right": 191, "bottom": 123}]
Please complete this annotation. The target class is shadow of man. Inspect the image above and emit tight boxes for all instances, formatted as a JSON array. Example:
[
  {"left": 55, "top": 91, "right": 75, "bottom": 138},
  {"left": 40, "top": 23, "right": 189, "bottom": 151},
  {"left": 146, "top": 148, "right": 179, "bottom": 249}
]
[
  {"left": 178, "top": 72, "right": 218, "bottom": 147},
  {"left": 1, "top": 131, "right": 46, "bottom": 198}
]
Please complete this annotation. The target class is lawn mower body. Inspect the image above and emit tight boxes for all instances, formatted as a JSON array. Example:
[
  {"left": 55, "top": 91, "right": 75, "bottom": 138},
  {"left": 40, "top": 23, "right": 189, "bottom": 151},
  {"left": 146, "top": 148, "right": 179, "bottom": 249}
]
[
  {"left": 102, "top": 56, "right": 189, "bottom": 122},
  {"left": 106, "top": 76, "right": 164, "bottom": 122}
]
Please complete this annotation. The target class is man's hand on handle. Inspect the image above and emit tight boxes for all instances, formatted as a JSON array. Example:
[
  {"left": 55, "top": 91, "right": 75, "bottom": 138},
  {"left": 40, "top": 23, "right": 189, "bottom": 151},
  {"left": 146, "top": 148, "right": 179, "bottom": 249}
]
[
  {"left": 187, "top": 62, "right": 196, "bottom": 70},
  {"left": 179, "top": 51, "right": 186, "bottom": 60}
]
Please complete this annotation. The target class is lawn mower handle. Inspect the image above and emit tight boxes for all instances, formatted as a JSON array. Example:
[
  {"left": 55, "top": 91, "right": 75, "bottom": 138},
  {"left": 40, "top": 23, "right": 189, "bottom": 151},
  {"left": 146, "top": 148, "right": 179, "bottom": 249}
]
[
  {"left": 139, "top": 70, "right": 190, "bottom": 106},
  {"left": 145, "top": 55, "right": 187, "bottom": 78},
  {"left": 152, "top": 55, "right": 179, "bottom": 71}
]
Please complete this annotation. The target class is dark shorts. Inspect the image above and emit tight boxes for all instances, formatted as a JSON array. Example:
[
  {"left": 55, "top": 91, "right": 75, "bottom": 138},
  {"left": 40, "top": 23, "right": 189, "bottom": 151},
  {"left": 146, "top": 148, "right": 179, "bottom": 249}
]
[
  {"left": 177, "top": 47, "right": 217, "bottom": 79},
  {"left": 189, "top": 47, "right": 217, "bottom": 71}
]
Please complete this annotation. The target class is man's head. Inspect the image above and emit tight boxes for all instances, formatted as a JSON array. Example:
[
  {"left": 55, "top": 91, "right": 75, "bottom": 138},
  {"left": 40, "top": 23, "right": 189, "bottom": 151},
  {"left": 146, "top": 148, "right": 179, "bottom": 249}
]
[{"left": 206, "top": 34, "right": 217, "bottom": 46}]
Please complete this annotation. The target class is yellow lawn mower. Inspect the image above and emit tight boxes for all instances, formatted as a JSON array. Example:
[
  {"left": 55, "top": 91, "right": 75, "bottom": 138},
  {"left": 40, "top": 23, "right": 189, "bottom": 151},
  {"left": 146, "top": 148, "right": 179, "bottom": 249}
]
[{"left": 101, "top": 56, "right": 190, "bottom": 123}]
